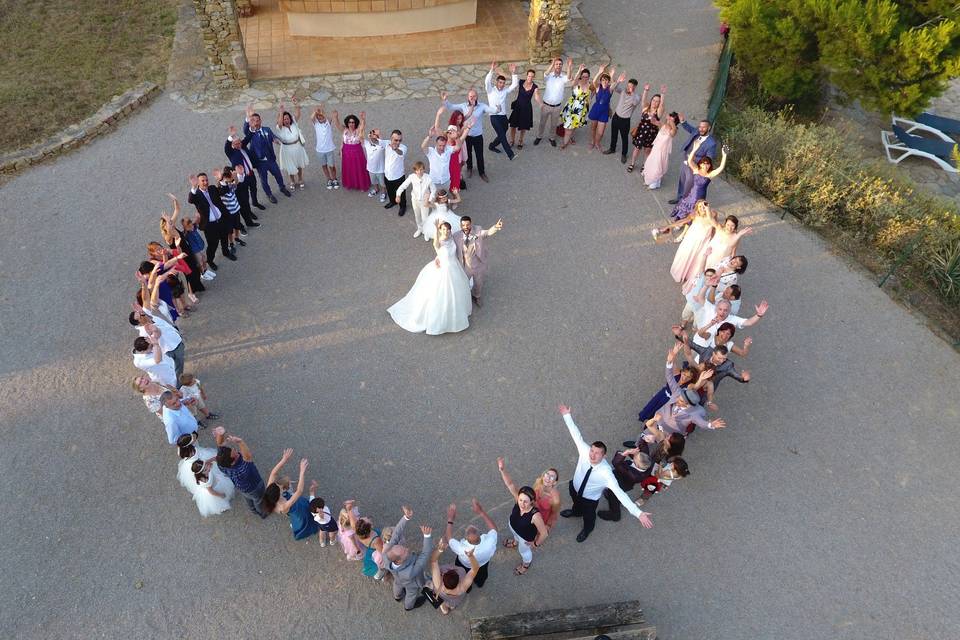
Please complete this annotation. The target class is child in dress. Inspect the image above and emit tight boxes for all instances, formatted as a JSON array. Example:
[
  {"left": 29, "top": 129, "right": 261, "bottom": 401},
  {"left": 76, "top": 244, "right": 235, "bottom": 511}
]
[
  {"left": 308, "top": 485, "right": 339, "bottom": 548},
  {"left": 180, "top": 217, "right": 213, "bottom": 280},
  {"left": 178, "top": 373, "right": 220, "bottom": 421},
  {"left": 337, "top": 504, "right": 364, "bottom": 560}
]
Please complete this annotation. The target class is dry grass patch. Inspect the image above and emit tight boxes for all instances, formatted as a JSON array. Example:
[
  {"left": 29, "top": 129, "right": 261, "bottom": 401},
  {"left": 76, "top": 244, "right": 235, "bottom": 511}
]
[{"left": 0, "top": 0, "right": 179, "bottom": 151}]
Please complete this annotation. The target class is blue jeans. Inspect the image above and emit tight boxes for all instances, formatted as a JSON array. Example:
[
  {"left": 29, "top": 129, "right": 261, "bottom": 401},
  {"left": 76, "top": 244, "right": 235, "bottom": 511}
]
[
  {"left": 255, "top": 159, "right": 286, "bottom": 197},
  {"left": 488, "top": 115, "right": 514, "bottom": 159}
]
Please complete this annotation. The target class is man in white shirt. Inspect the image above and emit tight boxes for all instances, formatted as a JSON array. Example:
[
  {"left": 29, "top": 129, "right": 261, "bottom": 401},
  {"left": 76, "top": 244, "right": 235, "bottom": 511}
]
[
  {"left": 396, "top": 161, "right": 437, "bottom": 238},
  {"left": 382, "top": 129, "right": 408, "bottom": 215},
  {"left": 310, "top": 106, "right": 339, "bottom": 189},
  {"left": 132, "top": 335, "right": 177, "bottom": 387},
  {"left": 420, "top": 129, "right": 464, "bottom": 192},
  {"left": 484, "top": 61, "right": 519, "bottom": 160},
  {"left": 129, "top": 308, "right": 185, "bottom": 380},
  {"left": 535, "top": 57, "right": 572, "bottom": 147},
  {"left": 557, "top": 405, "right": 653, "bottom": 542},
  {"left": 443, "top": 89, "right": 496, "bottom": 182},
  {"left": 693, "top": 298, "right": 768, "bottom": 348},
  {"left": 160, "top": 391, "right": 200, "bottom": 445},
  {"left": 444, "top": 498, "right": 498, "bottom": 589}
]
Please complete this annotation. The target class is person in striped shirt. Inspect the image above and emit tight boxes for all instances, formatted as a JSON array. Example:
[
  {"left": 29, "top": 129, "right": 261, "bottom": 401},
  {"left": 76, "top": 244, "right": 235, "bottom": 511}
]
[{"left": 214, "top": 166, "right": 247, "bottom": 257}]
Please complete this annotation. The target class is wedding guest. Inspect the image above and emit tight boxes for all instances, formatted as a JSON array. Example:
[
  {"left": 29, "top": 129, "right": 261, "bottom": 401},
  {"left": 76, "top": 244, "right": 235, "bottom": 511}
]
[
  {"left": 427, "top": 539, "right": 479, "bottom": 614},
  {"left": 442, "top": 88, "right": 495, "bottom": 182},
  {"left": 452, "top": 216, "right": 503, "bottom": 307},
  {"left": 382, "top": 505, "right": 433, "bottom": 611},
  {"left": 508, "top": 69, "right": 541, "bottom": 149},
  {"left": 635, "top": 457, "right": 690, "bottom": 505},
  {"left": 132, "top": 375, "right": 177, "bottom": 420},
  {"left": 159, "top": 194, "right": 207, "bottom": 292},
  {"left": 331, "top": 111, "right": 370, "bottom": 192},
  {"left": 423, "top": 190, "right": 462, "bottom": 242},
  {"left": 242, "top": 104, "right": 292, "bottom": 202},
  {"left": 557, "top": 405, "right": 654, "bottom": 542},
  {"left": 638, "top": 345, "right": 727, "bottom": 437},
  {"left": 642, "top": 112, "right": 680, "bottom": 189},
  {"left": 178, "top": 373, "right": 219, "bottom": 421},
  {"left": 421, "top": 115, "right": 466, "bottom": 193},
  {"left": 214, "top": 426, "right": 269, "bottom": 518},
  {"left": 628, "top": 84, "right": 665, "bottom": 170},
  {"left": 661, "top": 146, "right": 729, "bottom": 233},
  {"left": 212, "top": 167, "right": 245, "bottom": 254},
  {"left": 363, "top": 127, "right": 388, "bottom": 203},
  {"left": 265, "top": 453, "right": 318, "bottom": 539},
  {"left": 596, "top": 447, "right": 653, "bottom": 522},
  {"left": 445, "top": 499, "right": 498, "bottom": 589},
  {"left": 533, "top": 468, "right": 561, "bottom": 530},
  {"left": 705, "top": 214, "right": 753, "bottom": 269},
  {"left": 160, "top": 390, "right": 201, "bottom": 445},
  {"left": 559, "top": 64, "right": 593, "bottom": 149},
  {"left": 669, "top": 117, "right": 718, "bottom": 205},
  {"left": 396, "top": 161, "right": 437, "bottom": 238},
  {"left": 132, "top": 335, "right": 177, "bottom": 388},
  {"left": 307, "top": 485, "right": 339, "bottom": 547},
  {"left": 344, "top": 501, "right": 385, "bottom": 580},
  {"left": 604, "top": 75, "right": 642, "bottom": 163},
  {"left": 682, "top": 338, "right": 751, "bottom": 391},
  {"left": 712, "top": 254, "right": 749, "bottom": 297},
  {"left": 497, "top": 457, "right": 549, "bottom": 575},
  {"left": 231, "top": 162, "right": 261, "bottom": 229},
  {"left": 484, "top": 61, "right": 519, "bottom": 159},
  {"left": 129, "top": 305, "right": 184, "bottom": 379},
  {"left": 178, "top": 216, "right": 211, "bottom": 281},
  {"left": 187, "top": 172, "right": 235, "bottom": 266},
  {"left": 337, "top": 502, "right": 364, "bottom": 560},
  {"left": 662, "top": 200, "right": 716, "bottom": 283},
  {"left": 383, "top": 130, "right": 408, "bottom": 214},
  {"left": 310, "top": 105, "right": 340, "bottom": 190},
  {"left": 275, "top": 99, "right": 309, "bottom": 190},
  {"left": 177, "top": 434, "right": 213, "bottom": 491},
  {"left": 224, "top": 129, "right": 265, "bottom": 209},
  {"left": 586, "top": 65, "right": 617, "bottom": 152},
  {"left": 434, "top": 108, "right": 470, "bottom": 200},
  {"left": 535, "top": 57, "right": 573, "bottom": 147},
  {"left": 693, "top": 298, "right": 768, "bottom": 349}
]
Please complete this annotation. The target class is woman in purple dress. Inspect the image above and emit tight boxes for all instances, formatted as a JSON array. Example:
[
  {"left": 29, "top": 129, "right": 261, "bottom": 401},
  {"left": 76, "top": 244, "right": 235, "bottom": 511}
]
[{"left": 654, "top": 144, "right": 728, "bottom": 239}]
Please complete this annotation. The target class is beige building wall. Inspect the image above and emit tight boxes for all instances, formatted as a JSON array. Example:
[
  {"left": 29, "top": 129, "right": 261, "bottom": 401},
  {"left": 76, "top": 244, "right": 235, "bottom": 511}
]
[{"left": 283, "top": 0, "right": 478, "bottom": 37}]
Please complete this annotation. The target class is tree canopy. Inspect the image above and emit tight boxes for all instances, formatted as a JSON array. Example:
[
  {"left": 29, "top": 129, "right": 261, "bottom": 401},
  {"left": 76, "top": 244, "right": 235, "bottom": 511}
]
[{"left": 717, "top": 0, "right": 960, "bottom": 114}]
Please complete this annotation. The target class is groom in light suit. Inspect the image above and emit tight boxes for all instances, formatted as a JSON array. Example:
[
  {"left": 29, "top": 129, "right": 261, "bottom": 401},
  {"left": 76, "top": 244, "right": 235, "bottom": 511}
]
[
  {"left": 453, "top": 216, "right": 503, "bottom": 307},
  {"left": 669, "top": 117, "right": 718, "bottom": 204},
  {"left": 382, "top": 506, "right": 433, "bottom": 611}
]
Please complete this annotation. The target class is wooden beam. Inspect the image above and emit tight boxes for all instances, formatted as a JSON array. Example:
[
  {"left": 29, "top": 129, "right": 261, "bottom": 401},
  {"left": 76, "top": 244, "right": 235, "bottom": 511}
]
[{"left": 470, "top": 600, "right": 652, "bottom": 640}]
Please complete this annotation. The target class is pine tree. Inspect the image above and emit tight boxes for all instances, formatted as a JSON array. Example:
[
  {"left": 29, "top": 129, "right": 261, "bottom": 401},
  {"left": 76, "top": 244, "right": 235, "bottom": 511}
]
[{"left": 717, "top": 0, "right": 960, "bottom": 114}]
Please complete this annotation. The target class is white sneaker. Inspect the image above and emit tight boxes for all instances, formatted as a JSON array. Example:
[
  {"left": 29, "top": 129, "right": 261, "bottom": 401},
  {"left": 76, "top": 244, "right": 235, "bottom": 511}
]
[
  {"left": 319, "top": 540, "right": 327, "bottom": 548},
  {"left": 326, "top": 180, "right": 333, "bottom": 190},
  {"left": 367, "top": 189, "right": 376, "bottom": 198},
  {"left": 378, "top": 193, "right": 387, "bottom": 203},
  {"left": 648, "top": 181, "right": 660, "bottom": 190},
  {"left": 333, "top": 180, "right": 340, "bottom": 189},
  {"left": 202, "top": 270, "right": 216, "bottom": 280},
  {"left": 650, "top": 229, "right": 660, "bottom": 240},
  {"left": 413, "top": 229, "right": 422, "bottom": 238},
  {"left": 423, "top": 234, "right": 430, "bottom": 242}
]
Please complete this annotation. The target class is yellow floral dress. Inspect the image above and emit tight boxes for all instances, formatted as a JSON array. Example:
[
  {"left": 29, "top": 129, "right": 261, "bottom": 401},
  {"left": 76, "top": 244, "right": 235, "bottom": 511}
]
[{"left": 561, "top": 85, "right": 590, "bottom": 130}]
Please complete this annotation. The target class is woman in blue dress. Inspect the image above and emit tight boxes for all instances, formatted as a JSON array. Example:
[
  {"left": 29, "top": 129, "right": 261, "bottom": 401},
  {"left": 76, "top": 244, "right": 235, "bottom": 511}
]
[
  {"left": 587, "top": 65, "right": 617, "bottom": 152},
  {"left": 259, "top": 450, "right": 320, "bottom": 542},
  {"left": 657, "top": 144, "right": 729, "bottom": 238}
]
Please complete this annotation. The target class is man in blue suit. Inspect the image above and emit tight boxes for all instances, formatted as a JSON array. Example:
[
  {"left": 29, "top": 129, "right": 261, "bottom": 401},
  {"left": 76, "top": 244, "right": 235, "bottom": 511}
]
[
  {"left": 669, "top": 117, "right": 717, "bottom": 205},
  {"left": 241, "top": 106, "right": 291, "bottom": 203},
  {"left": 224, "top": 128, "right": 266, "bottom": 211}
]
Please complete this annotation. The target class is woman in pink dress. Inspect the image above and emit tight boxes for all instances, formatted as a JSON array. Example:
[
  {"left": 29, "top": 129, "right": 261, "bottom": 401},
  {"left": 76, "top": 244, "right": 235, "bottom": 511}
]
[
  {"left": 667, "top": 200, "right": 716, "bottom": 283},
  {"left": 704, "top": 213, "right": 754, "bottom": 270},
  {"left": 642, "top": 112, "right": 680, "bottom": 189},
  {"left": 332, "top": 111, "right": 370, "bottom": 191}
]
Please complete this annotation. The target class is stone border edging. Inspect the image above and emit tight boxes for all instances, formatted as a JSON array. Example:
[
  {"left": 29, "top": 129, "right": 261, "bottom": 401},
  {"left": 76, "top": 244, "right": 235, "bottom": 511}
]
[{"left": 0, "top": 82, "right": 162, "bottom": 177}]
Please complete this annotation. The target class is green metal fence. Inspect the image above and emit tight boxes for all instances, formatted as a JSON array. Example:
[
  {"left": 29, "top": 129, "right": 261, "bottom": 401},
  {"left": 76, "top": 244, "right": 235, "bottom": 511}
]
[{"left": 707, "top": 37, "right": 733, "bottom": 125}]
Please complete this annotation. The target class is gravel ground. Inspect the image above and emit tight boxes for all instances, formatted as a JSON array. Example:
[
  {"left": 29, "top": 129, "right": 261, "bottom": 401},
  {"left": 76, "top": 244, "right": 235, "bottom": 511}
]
[{"left": 0, "top": 1, "right": 957, "bottom": 639}]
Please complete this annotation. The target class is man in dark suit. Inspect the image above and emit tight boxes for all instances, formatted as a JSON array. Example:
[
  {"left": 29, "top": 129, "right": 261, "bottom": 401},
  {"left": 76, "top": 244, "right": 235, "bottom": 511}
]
[
  {"left": 231, "top": 163, "right": 261, "bottom": 229},
  {"left": 241, "top": 106, "right": 291, "bottom": 203},
  {"left": 669, "top": 117, "right": 718, "bottom": 204},
  {"left": 187, "top": 172, "right": 236, "bottom": 268},
  {"left": 224, "top": 129, "right": 266, "bottom": 210}
]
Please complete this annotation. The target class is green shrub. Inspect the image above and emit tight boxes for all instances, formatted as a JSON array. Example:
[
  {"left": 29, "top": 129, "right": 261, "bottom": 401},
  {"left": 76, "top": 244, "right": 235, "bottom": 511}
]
[{"left": 718, "top": 105, "right": 960, "bottom": 306}]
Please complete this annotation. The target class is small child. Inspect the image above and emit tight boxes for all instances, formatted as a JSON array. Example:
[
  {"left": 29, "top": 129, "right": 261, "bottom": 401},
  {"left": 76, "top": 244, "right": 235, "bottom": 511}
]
[
  {"left": 308, "top": 485, "right": 339, "bottom": 548},
  {"left": 180, "top": 217, "right": 213, "bottom": 280},
  {"left": 178, "top": 373, "right": 220, "bottom": 420},
  {"left": 337, "top": 504, "right": 363, "bottom": 560},
  {"left": 363, "top": 128, "right": 387, "bottom": 202}
]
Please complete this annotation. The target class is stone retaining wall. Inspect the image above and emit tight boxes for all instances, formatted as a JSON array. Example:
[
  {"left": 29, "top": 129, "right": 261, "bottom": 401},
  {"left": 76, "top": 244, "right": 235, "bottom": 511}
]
[
  {"left": 194, "top": 0, "right": 250, "bottom": 88},
  {"left": 0, "top": 83, "right": 161, "bottom": 177}
]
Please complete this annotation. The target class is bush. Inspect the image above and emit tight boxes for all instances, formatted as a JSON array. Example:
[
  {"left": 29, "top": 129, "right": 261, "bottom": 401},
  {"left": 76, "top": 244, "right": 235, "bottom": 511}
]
[{"left": 718, "top": 105, "right": 960, "bottom": 306}]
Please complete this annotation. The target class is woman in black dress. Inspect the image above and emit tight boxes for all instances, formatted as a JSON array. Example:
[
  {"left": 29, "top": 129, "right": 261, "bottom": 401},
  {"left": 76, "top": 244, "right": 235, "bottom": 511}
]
[
  {"left": 627, "top": 84, "right": 667, "bottom": 173},
  {"left": 508, "top": 69, "right": 541, "bottom": 150}
]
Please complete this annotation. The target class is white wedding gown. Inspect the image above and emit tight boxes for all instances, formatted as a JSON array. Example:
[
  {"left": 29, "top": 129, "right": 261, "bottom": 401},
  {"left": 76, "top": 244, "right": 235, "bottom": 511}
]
[
  {"left": 388, "top": 239, "right": 472, "bottom": 335},
  {"left": 422, "top": 204, "right": 462, "bottom": 241}
]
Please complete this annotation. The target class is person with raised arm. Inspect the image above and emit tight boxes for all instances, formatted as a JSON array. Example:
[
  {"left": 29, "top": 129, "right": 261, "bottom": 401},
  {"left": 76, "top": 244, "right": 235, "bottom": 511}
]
[
  {"left": 497, "top": 458, "right": 549, "bottom": 575},
  {"left": 445, "top": 498, "right": 498, "bottom": 588}
]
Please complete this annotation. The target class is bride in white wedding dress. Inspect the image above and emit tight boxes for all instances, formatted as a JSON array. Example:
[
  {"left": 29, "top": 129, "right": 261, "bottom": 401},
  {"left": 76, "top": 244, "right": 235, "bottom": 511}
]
[{"left": 388, "top": 218, "right": 472, "bottom": 335}]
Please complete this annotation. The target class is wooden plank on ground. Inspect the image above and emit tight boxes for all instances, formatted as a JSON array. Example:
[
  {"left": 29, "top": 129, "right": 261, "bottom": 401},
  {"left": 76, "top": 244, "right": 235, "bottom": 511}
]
[{"left": 470, "top": 600, "right": 652, "bottom": 640}]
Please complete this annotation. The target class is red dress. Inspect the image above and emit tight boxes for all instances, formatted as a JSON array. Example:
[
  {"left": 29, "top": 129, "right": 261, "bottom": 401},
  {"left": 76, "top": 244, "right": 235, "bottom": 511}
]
[
  {"left": 448, "top": 142, "right": 463, "bottom": 190},
  {"left": 535, "top": 489, "right": 557, "bottom": 528}
]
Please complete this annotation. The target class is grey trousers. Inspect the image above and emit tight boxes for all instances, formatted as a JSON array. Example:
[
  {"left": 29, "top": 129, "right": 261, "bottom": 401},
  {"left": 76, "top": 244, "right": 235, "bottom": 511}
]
[{"left": 166, "top": 341, "right": 186, "bottom": 381}]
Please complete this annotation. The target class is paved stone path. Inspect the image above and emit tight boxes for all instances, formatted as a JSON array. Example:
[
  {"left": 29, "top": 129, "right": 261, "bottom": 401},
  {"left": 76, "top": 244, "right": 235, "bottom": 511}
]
[{"left": 1, "top": 2, "right": 958, "bottom": 639}]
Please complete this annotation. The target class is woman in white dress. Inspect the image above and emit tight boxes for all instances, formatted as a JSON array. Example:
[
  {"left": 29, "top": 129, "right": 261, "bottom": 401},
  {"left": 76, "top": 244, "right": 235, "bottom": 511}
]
[
  {"left": 191, "top": 458, "right": 235, "bottom": 517},
  {"left": 176, "top": 435, "right": 216, "bottom": 492},
  {"left": 422, "top": 190, "right": 462, "bottom": 242},
  {"left": 275, "top": 99, "right": 309, "bottom": 190},
  {"left": 388, "top": 219, "right": 472, "bottom": 335},
  {"left": 703, "top": 213, "right": 753, "bottom": 270}
]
